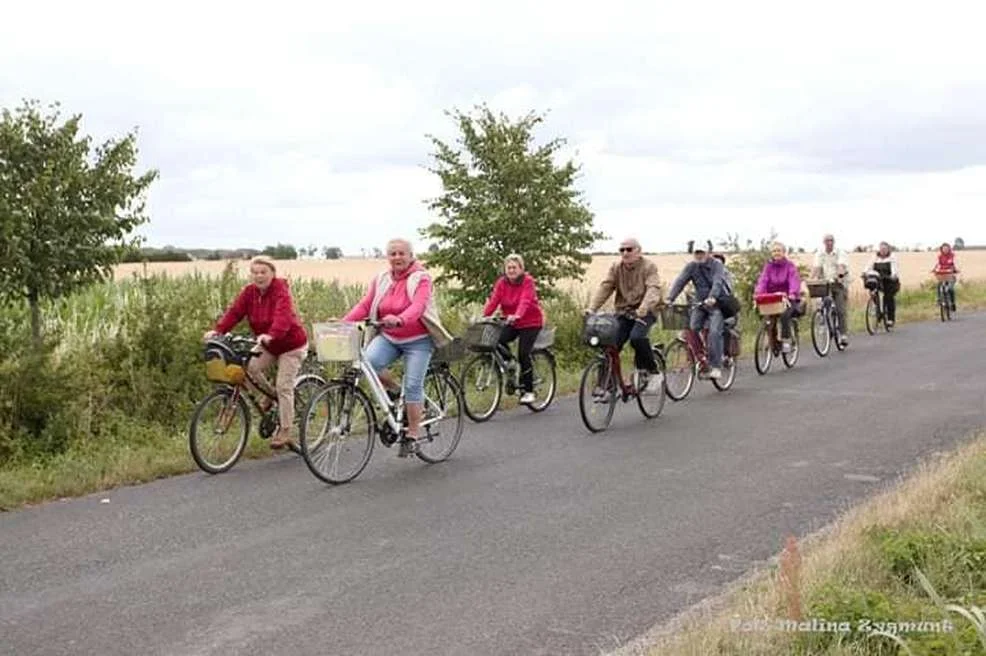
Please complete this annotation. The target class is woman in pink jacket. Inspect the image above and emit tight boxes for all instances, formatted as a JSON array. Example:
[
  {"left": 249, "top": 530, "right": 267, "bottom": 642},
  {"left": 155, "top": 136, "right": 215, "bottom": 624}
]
[
  {"left": 343, "top": 238, "right": 438, "bottom": 456},
  {"left": 755, "top": 241, "right": 803, "bottom": 352},
  {"left": 482, "top": 254, "right": 545, "bottom": 405}
]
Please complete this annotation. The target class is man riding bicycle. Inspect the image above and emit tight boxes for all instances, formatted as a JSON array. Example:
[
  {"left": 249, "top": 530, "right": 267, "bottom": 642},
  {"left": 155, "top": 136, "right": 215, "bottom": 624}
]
[
  {"left": 811, "top": 233, "right": 850, "bottom": 347},
  {"left": 665, "top": 238, "right": 732, "bottom": 380},
  {"left": 584, "top": 237, "right": 664, "bottom": 394}
]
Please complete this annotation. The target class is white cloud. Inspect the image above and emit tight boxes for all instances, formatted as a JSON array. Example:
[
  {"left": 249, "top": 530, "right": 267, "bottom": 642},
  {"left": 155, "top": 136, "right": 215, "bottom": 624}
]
[{"left": 2, "top": 0, "right": 986, "bottom": 257}]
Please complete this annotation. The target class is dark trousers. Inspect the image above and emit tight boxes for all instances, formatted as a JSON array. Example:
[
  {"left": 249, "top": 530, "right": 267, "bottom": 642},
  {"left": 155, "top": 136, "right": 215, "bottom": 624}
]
[
  {"left": 497, "top": 326, "right": 540, "bottom": 392},
  {"left": 780, "top": 300, "right": 804, "bottom": 339},
  {"left": 615, "top": 313, "right": 658, "bottom": 373},
  {"left": 881, "top": 278, "right": 899, "bottom": 321}
]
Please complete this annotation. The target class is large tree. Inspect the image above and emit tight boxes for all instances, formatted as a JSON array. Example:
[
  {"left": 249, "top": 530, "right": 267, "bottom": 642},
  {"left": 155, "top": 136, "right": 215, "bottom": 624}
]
[
  {"left": 0, "top": 99, "right": 158, "bottom": 345},
  {"left": 420, "top": 104, "right": 603, "bottom": 306}
]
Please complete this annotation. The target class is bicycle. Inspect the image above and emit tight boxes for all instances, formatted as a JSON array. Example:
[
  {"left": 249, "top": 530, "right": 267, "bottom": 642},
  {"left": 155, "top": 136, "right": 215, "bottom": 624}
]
[
  {"left": 660, "top": 301, "right": 739, "bottom": 400},
  {"left": 189, "top": 334, "right": 327, "bottom": 474},
  {"left": 752, "top": 293, "right": 801, "bottom": 375},
  {"left": 577, "top": 310, "right": 667, "bottom": 433},
  {"left": 806, "top": 279, "right": 848, "bottom": 357},
  {"left": 862, "top": 272, "right": 892, "bottom": 334},
  {"left": 458, "top": 316, "right": 558, "bottom": 422},
  {"left": 934, "top": 272, "right": 957, "bottom": 322},
  {"left": 297, "top": 319, "right": 465, "bottom": 485}
]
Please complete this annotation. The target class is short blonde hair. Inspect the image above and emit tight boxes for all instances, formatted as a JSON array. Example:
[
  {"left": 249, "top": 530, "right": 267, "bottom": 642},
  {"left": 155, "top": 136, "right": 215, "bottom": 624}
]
[
  {"left": 386, "top": 238, "right": 414, "bottom": 257},
  {"left": 771, "top": 241, "right": 786, "bottom": 254},
  {"left": 504, "top": 253, "right": 525, "bottom": 270},
  {"left": 250, "top": 255, "right": 276, "bottom": 274}
]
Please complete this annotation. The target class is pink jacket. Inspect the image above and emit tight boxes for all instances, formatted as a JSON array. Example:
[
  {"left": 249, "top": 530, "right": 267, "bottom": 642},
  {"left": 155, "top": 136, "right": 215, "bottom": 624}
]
[
  {"left": 343, "top": 261, "right": 432, "bottom": 342},
  {"left": 482, "top": 273, "right": 544, "bottom": 329}
]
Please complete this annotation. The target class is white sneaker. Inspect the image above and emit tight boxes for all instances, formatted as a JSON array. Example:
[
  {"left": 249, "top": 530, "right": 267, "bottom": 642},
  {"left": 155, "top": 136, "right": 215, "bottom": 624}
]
[
  {"left": 708, "top": 367, "right": 722, "bottom": 379},
  {"left": 781, "top": 341, "right": 792, "bottom": 354},
  {"left": 519, "top": 392, "right": 536, "bottom": 404},
  {"left": 644, "top": 374, "right": 664, "bottom": 394}
]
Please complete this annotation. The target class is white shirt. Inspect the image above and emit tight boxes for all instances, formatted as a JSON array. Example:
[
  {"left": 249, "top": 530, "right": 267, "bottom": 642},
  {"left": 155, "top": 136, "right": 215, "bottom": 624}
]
[
  {"left": 813, "top": 248, "right": 849, "bottom": 282},
  {"left": 867, "top": 252, "right": 899, "bottom": 279}
]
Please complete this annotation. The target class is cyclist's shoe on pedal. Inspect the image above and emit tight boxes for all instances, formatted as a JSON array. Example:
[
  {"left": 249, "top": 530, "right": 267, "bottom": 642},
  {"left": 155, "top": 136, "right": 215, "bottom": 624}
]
[
  {"left": 397, "top": 438, "right": 420, "bottom": 458},
  {"left": 839, "top": 335, "right": 849, "bottom": 347},
  {"left": 519, "top": 392, "right": 536, "bottom": 404},
  {"left": 707, "top": 367, "right": 722, "bottom": 380},
  {"left": 781, "top": 340, "right": 792, "bottom": 354},
  {"left": 643, "top": 373, "right": 664, "bottom": 395}
]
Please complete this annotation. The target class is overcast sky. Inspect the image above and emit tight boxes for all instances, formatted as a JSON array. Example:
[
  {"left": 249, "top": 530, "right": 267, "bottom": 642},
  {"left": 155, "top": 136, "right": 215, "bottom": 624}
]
[{"left": 2, "top": 0, "right": 984, "bottom": 254}]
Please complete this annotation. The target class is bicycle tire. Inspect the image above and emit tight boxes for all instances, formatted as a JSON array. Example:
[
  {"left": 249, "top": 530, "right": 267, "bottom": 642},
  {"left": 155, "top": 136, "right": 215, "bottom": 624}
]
[
  {"left": 526, "top": 350, "right": 557, "bottom": 412},
  {"left": 459, "top": 353, "right": 503, "bottom": 423},
  {"left": 578, "top": 357, "right": 617, "bottom": 433},
  {"left": 782, "top": 320, "right": 800, "bottom": 368},
  {"left": 811, "top": 308, "right": 831, "bottom": 357},
  {"left": 754, "top": 322, "right": 772, "bottom": 375},
  {"left": 415, "top": 368, "right": 465, "bottom": 464},
  {"left": 865, "top": 296, "right": 878, "bottom": 335},
  {"left": 288, "top": 374, "right": 327, "bottom": 455},
  {"left": 188, "top": 387, "right": 250, "bottom": 474},
  {"left": 711, "top": 355, "right": 736, "bottom": 391},
  {"left": 662, "top": 339, "right": 695, "bottom": 401},
  {"left": 636, "top": 347, "right": 667, "bottom": 418},
  {"left": 299, "top": 381, "right": 376, "bottom": 485}
]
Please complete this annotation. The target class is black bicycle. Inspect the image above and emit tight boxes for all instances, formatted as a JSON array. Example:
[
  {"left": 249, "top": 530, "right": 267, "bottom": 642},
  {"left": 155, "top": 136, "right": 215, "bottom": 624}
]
[
  {"left": 458, "top": 316, "right": 558, "bottom": 422},
  {"left": 806, "top": 279, "right": 848, "bottom": 357},
  {"left": 862, "top": 272, "right": 892, "bottom": 334}
]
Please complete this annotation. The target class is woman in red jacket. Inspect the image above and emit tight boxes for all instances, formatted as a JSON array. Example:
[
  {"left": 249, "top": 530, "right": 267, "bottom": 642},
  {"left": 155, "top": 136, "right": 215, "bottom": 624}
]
[
  {"left": 482, "top": 254, "right": 545, "bottom": 405},
  {"left": 204, "top": 256, "right": 309, "bottom": 450}
]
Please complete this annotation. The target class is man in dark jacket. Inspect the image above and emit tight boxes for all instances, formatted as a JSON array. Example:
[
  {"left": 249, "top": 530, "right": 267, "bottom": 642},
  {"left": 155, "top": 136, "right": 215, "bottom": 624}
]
[{"left": 666, "top": 238, "right": 729, "bottom": 379}]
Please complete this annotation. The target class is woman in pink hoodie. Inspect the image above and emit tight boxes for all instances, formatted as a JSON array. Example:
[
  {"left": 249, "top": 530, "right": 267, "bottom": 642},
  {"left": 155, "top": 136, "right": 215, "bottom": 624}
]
[
  {"left": 482, "top": 254, "right": 545, "bottom": 404},
  {"left": 755, "top": 241, "right": 803, "bottom": 351},
  {"left": 343, "top": 238, "right": 436, "bottom": 456}
]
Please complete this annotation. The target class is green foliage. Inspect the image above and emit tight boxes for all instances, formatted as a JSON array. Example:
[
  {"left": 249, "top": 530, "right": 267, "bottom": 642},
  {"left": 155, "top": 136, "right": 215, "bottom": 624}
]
[
  {"left": 261, "top": 243, "right": 298, "bottom": 259},
  {"left": 420, "top": 104, "right": 604, "bottom": 306},
  {"left": 321, "top": 246, "right": 343, "bottom": 260},
  {"left": 0, "top": 98, "right": 159, "bottom": 344},
  {"left": 120, "top": 247, "right": 194, "bottom": 263}
]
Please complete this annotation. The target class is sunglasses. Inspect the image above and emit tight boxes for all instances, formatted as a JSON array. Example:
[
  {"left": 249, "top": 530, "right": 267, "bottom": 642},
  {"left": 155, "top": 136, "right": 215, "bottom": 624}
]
[{"left": 619, "top": 246, "right": 635, "bottom": 253}]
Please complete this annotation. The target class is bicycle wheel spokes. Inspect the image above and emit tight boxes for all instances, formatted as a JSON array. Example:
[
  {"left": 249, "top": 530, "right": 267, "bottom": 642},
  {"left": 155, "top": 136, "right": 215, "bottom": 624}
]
[
  {"left": 189, "top": 389, "right": 249, "bottom": 474},
  {"left": 782, "top": 322, "right": 800, "bottom": 368},
  {"left": 662, "top": 339, "right": 695, "bottom": 401},
  {"left": 460, "top": 353, "right": 502, "bottom": 422},
  {"left": 865, "top": 295, "right": 878, "bottom": 335},
  {"left": 578, "top": 357, "right": 617, "bottom": 432},
  {"left": 811, "top": 309, "right": 830, "bottom": 356},
  {"left": 754, "top": 322, "right": 772, "bottom": 374},
  {"left": 526, "top": 351, "right": 557, "bottom": 412},
  {"left": 300, "top": 382, "right": 374, "bottom": 485},
  {"left": 416, "top": 369, "right": 464, "bottom": 463},
  {"left": 636, "top": 351, "right": 667, "bottom": 417}
]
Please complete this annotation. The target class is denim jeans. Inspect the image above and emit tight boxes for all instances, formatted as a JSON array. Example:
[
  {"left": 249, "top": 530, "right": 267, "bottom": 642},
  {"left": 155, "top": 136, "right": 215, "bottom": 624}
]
[
  {"left": 688, "top": 305, "right": 725, "bottom": 368},
  {"left": 364, "top": 335, "right": 433, "bottom": 403}
]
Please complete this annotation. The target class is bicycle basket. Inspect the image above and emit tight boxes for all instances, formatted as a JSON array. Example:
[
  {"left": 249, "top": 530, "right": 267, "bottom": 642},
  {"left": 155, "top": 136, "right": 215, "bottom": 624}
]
[
  {"left": 727, "top": 327, "right": 742, "bottom": 357},
  {"left": 313, "top": 321, "right": 362, "bottom": 362},
  {"left": 863, "top": 272, "right": 881, "bottom": 291},
  {"left": 660, "top": 304, "right": 691, "bottom": 331},
  {"left": 755, "top": 292, "right": 787, "bottom": 316},
  {"left": 582, "top": 314, "right": 622, "bottom": 346},
  {"left": 432, "top": 336, "right": 467, "bottom": 363},
  {"left": 806, "top": 280, "right": 831, "bottom": 298},
  {"left": 532, "top": 326, "right": 556, "bottom": 350},
  {"left": 203, "top": 339, "right": 247, "bottom": 384},
  {"left": 464, "top": 320, "right": 503, "bottom": 352}
]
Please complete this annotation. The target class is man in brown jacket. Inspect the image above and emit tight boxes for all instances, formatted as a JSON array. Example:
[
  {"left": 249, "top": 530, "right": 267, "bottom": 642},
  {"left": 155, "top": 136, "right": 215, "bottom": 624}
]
[{"left": 585, "top": 237, "right": 664, "bottom": 394}]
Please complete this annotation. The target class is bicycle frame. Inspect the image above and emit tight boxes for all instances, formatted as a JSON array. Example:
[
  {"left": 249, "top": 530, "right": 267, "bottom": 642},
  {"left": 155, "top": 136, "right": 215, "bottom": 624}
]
[{"left": 597, "top": 345, "right": 639, "bottom": 402}]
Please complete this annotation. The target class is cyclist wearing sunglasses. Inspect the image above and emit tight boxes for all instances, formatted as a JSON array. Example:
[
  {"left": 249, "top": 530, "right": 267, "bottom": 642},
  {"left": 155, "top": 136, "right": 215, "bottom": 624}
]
[{"left": 584, "top": 237, "right": 665, "bottom": 394}]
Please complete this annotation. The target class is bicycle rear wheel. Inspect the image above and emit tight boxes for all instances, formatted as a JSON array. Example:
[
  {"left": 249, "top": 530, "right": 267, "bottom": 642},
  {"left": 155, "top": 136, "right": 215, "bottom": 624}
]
[
  {"left": 662, "top": 339, "right": 695, "bottom": 401},
  {"left": 416, "top": 368, "right": 465, "bottom": 463},
  {"left": 711, "top": 355, "right": 736, "bottom": 390},
  {"left": 189, "top": 387, "right": 250, "bottom": 474},
  {"left": 636, "top": 348, "right": 667, "bottom": 418},
  {"left": 526, "top": 350, "right": 557, "bottom": 412},
  {"left": 299, "top": 381, "right": 375, "bottom": 485},
  {"left": 782, "top": 320, "right": 800, "bottom": 368},
  {"left": 578, "top": 356, "right": 617, "bottom": 433}
]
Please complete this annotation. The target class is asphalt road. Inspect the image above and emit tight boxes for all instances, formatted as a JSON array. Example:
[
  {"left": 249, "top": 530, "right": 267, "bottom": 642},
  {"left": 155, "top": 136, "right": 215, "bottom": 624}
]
[{"left": 2, "top": 312, "right": 984, "bottom": 656}]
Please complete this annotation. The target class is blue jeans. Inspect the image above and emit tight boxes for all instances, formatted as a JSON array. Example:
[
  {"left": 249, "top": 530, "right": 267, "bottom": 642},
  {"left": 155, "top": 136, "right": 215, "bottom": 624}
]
[
  {"left": 689, "top": 305, "right": 725, "bottom": 368},
  {"left": 364, "top": 335, "right": 433, "bottom": 403}
]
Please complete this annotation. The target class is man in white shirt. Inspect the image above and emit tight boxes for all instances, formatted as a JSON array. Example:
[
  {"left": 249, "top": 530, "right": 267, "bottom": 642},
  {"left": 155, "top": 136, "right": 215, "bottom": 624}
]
[{"left": 811, "top": 233, "right": 850, "bottom": 346}]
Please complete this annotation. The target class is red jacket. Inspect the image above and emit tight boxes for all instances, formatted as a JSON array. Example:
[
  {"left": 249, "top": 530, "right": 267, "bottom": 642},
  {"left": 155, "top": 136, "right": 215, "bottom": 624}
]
[
  {"left": 214, "top": 278, "right": 308, "bottom": 355},
  {"left": 483, "top": 273, "right": 544, "bottom": 329},
  {"left": 935, "top": 252, "right": 956, "bottom": 273}
]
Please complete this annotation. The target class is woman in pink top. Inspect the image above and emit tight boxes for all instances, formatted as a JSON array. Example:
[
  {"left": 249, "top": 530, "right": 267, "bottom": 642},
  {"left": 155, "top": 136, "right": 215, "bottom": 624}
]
[
  {"left": 482, "top": 254, "right": 545, "bottom": 404},
  {"left": 343, "top": 238, "right": 436, "bottom": 456}
]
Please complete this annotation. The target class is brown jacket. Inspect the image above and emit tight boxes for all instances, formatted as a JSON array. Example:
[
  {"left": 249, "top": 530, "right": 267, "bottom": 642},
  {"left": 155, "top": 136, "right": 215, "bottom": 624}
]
[{"left": 589, "top": 258, "right": 663, "bottom": 316}]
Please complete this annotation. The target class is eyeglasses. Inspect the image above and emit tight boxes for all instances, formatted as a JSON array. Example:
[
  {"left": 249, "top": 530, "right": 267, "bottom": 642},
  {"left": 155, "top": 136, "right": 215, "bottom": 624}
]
[{"left": 619, "top": 247, "right": 635, "bottom": 253}]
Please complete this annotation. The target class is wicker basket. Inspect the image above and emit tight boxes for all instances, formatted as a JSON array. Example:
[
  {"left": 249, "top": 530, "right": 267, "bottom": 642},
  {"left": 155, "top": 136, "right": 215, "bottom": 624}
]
[
  {"left": 755, "top": 292, "right": 787, "bottom": 316},
  {"left": 582, "top": 314, "right": 622, "bottom": 346},
  {"left": 862, "top": 272, "right": 881, "bottom": 291},
  {"left": 660, "top": 304, "right": 691, "bottom": 330},
  {"left": 432, "top": 337, "right": 467, "bottom": 363},
  {"left": 313, "top": 322, "right": 362, "bottom": 362},
  {"left": 532, "top": 326, "right": 556, "bottom": 350},
  {"left": 464, "top": 320, "right": 503, "bottom": 351},
  {"left": 805, "top": 280, "right": 831, "bottom": 299}
]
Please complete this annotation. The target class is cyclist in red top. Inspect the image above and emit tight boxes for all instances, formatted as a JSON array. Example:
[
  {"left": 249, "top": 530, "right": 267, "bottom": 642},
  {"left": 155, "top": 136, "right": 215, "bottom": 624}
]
[
  {"left": 482, "top": 253, "right": 545, "bottom": 404},
  {"left": 931, "top": 242, "right": 959, "bottom": 312}
]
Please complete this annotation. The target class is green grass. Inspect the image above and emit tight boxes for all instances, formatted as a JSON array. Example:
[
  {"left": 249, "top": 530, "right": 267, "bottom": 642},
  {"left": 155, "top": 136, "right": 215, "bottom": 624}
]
[{"left": 1, "top": 270, "right": 985, "bottom": 512}]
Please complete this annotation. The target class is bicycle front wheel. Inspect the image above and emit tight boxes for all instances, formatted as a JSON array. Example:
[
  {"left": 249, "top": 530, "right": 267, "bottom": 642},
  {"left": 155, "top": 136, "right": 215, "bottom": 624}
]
[
  {"left": 578, "top": 356, "right": 617, "bottom": 433},
  {"left": 416, "top": 368, "right": 465, "bottom": 464},
  {"left": 811, "top": 309, "right": 830, "bottom": 357},
  {"left": 662, "top": 339, "right": 695, "bottom": 401},
  {"left": 188, "top": 387, "right": 251, "bottom": 474},
  {"left": 754, "top": 322, "right": 773, "bottom": 374},
  {"left": 460, "top": 352, "right": 503, "bottom": 423},
  {"left": 299, "top": 381, "right": 375, "bottom": 485},
  {"left": 865, "top": 295, "right": 878, "bottom": 335}
]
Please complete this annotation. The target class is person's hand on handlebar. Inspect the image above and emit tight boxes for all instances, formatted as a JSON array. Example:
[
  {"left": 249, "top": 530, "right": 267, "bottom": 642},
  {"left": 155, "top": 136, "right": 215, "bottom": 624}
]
[
  {"left": 380, "top": 314, "right": 403, "bottom": 328},
  {"left": 203, "top": 330, "right": 218, "bottom": 342}
]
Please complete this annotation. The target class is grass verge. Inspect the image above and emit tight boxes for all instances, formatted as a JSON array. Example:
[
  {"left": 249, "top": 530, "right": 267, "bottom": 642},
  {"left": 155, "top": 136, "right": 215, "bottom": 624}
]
[
  {"left": 617, "top": 430, "right": 986, "bottom": 656},
  {"left": 2, "top": 281, "right": 985, "bottom": 512}
]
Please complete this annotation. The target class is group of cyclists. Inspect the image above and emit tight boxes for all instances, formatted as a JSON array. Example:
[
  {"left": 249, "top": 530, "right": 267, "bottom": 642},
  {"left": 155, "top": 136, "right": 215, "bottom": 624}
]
[{"left": 203, "top": 234, "right": 961, "bottom": 455}]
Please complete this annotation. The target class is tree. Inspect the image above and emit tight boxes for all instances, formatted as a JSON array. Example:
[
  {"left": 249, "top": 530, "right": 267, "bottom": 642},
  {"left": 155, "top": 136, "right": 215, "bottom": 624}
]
[
  {"left": 261, "top": 243, "right": 297, "bottom": 259},
  {"left": 954, "top": 237, "right": 965, "bottom": 250},
  {"left": 419, "top": 104, "right": 604, "bottom": 306},
  {"left": 322, "top": 246, "right": 343, "bottom": 260},
  {"left": 0, "top": 98, "right": 158, "bottom": 346}
]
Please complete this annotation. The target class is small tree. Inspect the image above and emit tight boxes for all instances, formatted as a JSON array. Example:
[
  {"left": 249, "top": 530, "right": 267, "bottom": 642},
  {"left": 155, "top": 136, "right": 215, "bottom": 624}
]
[
  {"left": 954, "top": 237, "right": 965, "bottom": 250},
  {"left": 0, "top": 98, "right": 158, "bottom": 346},
  {"left": 261, "top": 243, "right": 297, "bottom": 259},
  {"left": 322, "top": 246, "right": 343, "bottom": 260},
  {"left": 420, "top": 104, "right": 604, "bottom": 306}
]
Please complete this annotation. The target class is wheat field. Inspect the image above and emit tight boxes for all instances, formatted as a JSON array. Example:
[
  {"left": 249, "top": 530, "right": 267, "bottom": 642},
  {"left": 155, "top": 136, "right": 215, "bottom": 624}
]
[{"left": 113, "top": 250, "right": 986, "bottom": 302}]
